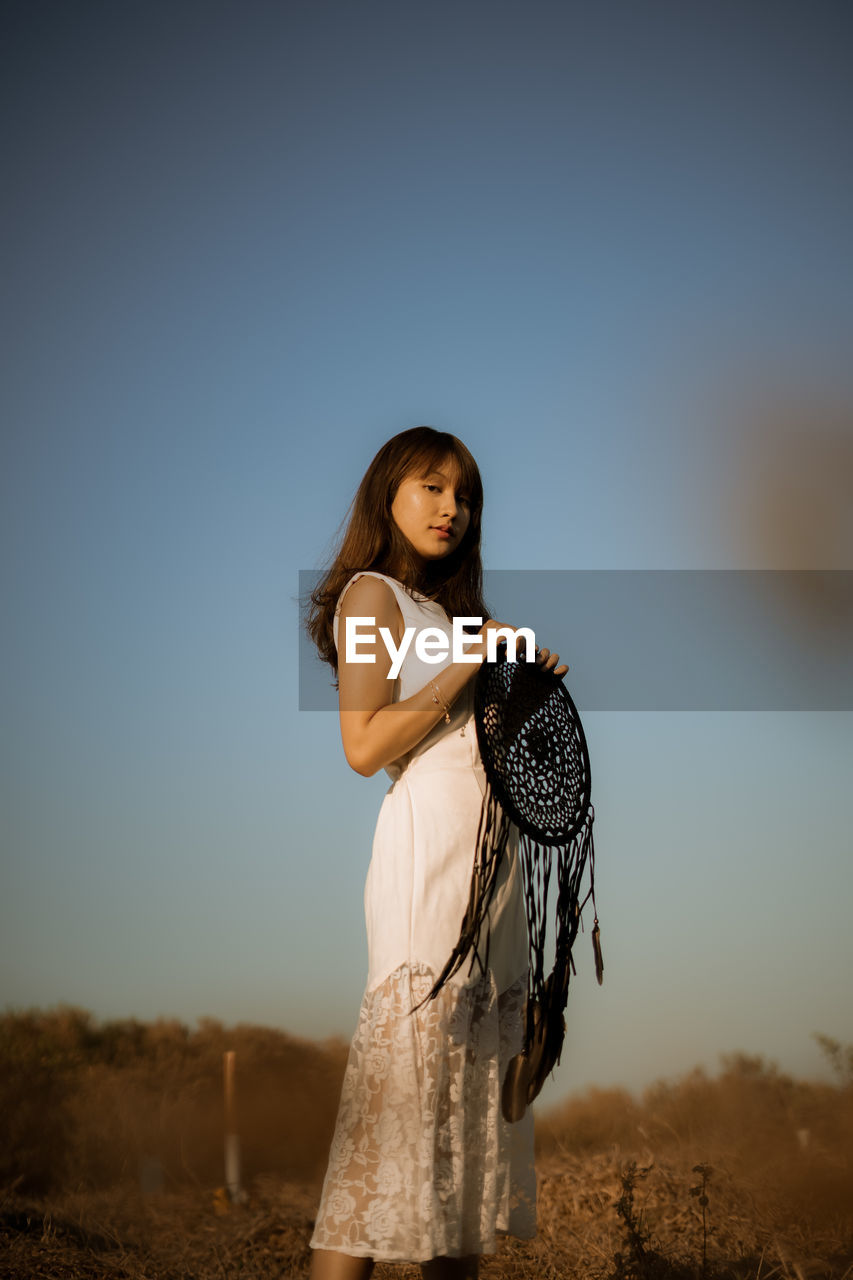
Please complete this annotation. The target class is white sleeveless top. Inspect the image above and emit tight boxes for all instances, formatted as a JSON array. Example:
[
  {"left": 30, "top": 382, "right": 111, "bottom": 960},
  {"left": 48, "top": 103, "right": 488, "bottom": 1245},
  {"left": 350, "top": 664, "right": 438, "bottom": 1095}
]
[{"left": 333, "top": 571, "right": 528, "bottom": 996}]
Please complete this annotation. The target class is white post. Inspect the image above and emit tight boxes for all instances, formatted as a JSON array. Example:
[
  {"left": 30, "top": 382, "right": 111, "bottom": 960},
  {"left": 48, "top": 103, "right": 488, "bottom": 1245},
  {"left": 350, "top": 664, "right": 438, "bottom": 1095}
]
[{"left": 223, "top": 1049, "right": 242, "bottom": 1201}]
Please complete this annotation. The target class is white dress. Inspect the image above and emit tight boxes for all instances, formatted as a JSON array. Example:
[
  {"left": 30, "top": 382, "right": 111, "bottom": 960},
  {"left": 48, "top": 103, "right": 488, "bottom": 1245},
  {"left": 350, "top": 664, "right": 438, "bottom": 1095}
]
[{"left": 310, "top": 572, "right": 536, "bottom": 1263}]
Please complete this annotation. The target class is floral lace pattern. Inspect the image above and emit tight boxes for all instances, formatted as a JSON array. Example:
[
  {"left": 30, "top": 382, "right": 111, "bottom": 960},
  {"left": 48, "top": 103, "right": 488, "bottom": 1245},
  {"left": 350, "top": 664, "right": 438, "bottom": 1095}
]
[{"left": 310, "top": 966, "right": 536, "bottom": 1262}]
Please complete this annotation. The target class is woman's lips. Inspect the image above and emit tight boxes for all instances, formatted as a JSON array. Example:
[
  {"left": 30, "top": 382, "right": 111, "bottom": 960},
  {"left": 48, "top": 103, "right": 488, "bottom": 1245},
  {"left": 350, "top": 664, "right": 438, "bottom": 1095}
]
[{"left": 432, "top": 526, "right": 452, "bottom": 539}]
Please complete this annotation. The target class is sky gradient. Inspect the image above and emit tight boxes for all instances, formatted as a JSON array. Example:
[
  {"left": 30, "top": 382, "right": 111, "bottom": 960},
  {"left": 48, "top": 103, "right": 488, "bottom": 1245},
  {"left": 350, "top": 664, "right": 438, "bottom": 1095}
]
[{"left": 2, "top": 0, "right": 852, "bottom": 1106}]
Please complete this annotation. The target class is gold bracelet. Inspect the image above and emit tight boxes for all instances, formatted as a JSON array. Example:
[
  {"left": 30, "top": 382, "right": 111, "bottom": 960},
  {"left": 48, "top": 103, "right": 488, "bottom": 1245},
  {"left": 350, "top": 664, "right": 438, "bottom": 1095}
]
[{"left": 429, "top": 679, "right": 451, "bottom": 724}]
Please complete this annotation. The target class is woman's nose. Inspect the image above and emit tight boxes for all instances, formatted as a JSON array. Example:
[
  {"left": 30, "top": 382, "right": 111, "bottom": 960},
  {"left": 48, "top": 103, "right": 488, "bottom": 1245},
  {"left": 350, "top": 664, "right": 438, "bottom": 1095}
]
[{"left": 441, "top": 493, "right": 458, "bottom": 517}]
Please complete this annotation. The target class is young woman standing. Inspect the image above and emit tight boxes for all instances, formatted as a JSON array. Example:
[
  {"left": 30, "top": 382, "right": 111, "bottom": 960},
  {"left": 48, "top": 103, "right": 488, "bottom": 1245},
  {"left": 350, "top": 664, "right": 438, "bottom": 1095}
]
[{"left": 306, "top": 427, "right": 567, "bottom": 1279}]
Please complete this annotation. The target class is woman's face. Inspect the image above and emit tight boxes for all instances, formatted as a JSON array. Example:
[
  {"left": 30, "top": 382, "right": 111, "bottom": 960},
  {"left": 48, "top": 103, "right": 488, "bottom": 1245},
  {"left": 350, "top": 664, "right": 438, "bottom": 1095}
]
[{"left": 390, "top": 459, "right": 472, "bottom": 566}]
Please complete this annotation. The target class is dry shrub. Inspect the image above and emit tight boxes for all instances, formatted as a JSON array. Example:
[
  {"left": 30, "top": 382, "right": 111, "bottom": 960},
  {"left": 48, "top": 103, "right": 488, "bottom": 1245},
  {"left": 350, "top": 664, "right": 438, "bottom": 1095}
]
[
  {"left": 0, "top": 1006, "right": 348, "bottom": 1194},
  {"left": 537, "top": 1048, "right": 853, "bottom": 1271},
  {"left": 4, "top": 1012, "right": 852, "bottom": 1279},
  {"left": 637, "top": 1052, "right": 853, "bottom": 1237},
  {"left": 536, "top": 1086, "right": 640, "bottom": 1156},
  {"left": 0, "top": 1010, "right": 76, "bottom": 1193}
]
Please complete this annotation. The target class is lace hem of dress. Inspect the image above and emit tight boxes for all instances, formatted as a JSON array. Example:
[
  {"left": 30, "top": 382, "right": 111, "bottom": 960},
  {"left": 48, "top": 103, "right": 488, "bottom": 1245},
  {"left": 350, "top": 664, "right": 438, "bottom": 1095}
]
[{"left": 309, "top": 964, "right": 537, "bottom": 1263}]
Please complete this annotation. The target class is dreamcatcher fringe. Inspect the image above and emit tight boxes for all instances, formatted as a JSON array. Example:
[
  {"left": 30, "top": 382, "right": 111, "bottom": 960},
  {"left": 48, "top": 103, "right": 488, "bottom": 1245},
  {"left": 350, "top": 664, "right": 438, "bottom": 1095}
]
[{"left": 419, "top": 781, "right": 600, "bottom": 1076}]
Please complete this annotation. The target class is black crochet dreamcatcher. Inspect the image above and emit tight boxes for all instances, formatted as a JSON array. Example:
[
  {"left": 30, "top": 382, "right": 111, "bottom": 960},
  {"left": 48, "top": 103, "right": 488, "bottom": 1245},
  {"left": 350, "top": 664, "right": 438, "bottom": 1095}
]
[{"left": 423, "top": 647, "right": 602, "bottom": 1123}]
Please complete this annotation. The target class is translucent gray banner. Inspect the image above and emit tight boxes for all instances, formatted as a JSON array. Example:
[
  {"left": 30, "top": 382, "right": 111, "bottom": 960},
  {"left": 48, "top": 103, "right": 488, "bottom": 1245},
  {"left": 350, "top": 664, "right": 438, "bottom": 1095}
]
[{"left": 298, "top": 570, "right": 853, "bottom": 711}]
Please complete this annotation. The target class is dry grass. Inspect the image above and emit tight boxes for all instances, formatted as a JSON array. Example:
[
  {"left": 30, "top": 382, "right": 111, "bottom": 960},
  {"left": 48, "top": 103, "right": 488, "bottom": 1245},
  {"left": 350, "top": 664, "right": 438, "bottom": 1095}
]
[{"left": 2, "top": 1009, "right": 852, "bottom": 1279}]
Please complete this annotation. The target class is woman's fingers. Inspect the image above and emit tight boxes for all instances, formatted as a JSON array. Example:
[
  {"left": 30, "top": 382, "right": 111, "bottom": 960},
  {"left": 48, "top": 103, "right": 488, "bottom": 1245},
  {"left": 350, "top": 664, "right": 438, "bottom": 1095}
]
[
  {"left": 492, "top": 632, "right": 570, "bottom": 678},
  {"left": 535, "top": 646, "right": 569, "bottom": 677}
]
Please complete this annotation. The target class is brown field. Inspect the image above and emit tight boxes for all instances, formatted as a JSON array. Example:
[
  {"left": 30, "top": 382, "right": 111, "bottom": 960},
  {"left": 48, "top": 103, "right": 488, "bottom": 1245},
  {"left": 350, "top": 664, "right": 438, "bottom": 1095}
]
[{"left": 1, "top": 1009, "right": 851, "bottom": 1279}]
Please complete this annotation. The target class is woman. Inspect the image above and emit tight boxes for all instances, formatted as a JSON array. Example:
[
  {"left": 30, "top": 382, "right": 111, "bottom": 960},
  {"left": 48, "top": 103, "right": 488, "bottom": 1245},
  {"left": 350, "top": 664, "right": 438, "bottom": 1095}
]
[{"left": 305, "top": 427, "right": 567, "bottom": 1279}]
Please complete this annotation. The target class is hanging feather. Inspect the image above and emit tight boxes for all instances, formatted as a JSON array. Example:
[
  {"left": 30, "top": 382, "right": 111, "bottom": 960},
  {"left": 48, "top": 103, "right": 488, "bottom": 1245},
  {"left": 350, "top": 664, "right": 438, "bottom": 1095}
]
[{"left": 592, "top": 919, "right": 604, "bottom": 986}]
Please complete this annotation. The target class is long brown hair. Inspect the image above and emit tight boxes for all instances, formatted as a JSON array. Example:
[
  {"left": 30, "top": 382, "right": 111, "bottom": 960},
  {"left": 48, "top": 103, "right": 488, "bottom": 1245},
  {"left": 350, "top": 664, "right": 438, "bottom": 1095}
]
[{"left": 306, "top": 426, "right": 489, "bottom": 671}]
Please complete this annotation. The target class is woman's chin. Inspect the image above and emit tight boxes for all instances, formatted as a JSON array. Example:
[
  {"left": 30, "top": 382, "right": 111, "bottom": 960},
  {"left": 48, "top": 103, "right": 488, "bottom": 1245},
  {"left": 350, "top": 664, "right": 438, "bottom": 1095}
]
[{"left": 422, "top": 541, "right": 458, "bottom": 561}]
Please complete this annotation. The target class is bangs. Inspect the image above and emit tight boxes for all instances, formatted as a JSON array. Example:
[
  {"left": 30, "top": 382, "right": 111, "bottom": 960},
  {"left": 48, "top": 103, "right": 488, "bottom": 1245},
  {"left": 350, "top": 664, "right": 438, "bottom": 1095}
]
[{"left": 399, "top": 433, "right": 483, "bottom": 506}]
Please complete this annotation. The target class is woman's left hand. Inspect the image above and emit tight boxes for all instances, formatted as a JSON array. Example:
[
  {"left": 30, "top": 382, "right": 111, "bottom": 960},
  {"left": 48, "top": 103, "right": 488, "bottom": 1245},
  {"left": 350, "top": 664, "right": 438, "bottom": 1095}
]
[{"left": 491, "top": 623, "right": 569, "bottom": 678}]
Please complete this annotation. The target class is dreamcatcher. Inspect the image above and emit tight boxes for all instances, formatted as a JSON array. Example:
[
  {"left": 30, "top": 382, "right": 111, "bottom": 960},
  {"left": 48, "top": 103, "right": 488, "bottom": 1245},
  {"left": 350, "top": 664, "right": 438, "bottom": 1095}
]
[{"left": 423, "top": 646, "right": 602, "bottom": 1122}]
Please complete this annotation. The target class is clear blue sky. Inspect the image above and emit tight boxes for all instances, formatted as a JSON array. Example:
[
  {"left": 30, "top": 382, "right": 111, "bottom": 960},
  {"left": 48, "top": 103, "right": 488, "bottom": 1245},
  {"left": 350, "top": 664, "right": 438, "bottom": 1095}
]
[{"left": 2, "top": 0, "right": 851, "bottom": 1104}]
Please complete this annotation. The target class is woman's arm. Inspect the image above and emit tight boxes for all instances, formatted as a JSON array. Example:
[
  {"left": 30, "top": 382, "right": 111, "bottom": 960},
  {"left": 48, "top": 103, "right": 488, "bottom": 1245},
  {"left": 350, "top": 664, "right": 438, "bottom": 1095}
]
[
  {"left": 336, "top": 575, "right": 487, "bottom": 776},
  {"left": 336, "top": 576, "right": 567, "bottom": 777}
]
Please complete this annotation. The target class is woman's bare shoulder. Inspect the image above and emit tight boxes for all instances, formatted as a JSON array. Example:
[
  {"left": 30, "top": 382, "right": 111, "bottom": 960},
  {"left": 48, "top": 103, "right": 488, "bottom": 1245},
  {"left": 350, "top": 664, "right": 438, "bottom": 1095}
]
[{"left": 337, "top": 573, "right": 402, "bottom": 625}]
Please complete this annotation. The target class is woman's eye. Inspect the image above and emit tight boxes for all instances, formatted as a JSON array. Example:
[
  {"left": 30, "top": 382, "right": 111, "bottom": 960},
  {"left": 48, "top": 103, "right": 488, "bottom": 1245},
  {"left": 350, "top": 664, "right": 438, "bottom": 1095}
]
[{"left": 423, "top": 483, "right": 468, "bottom": 503}]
